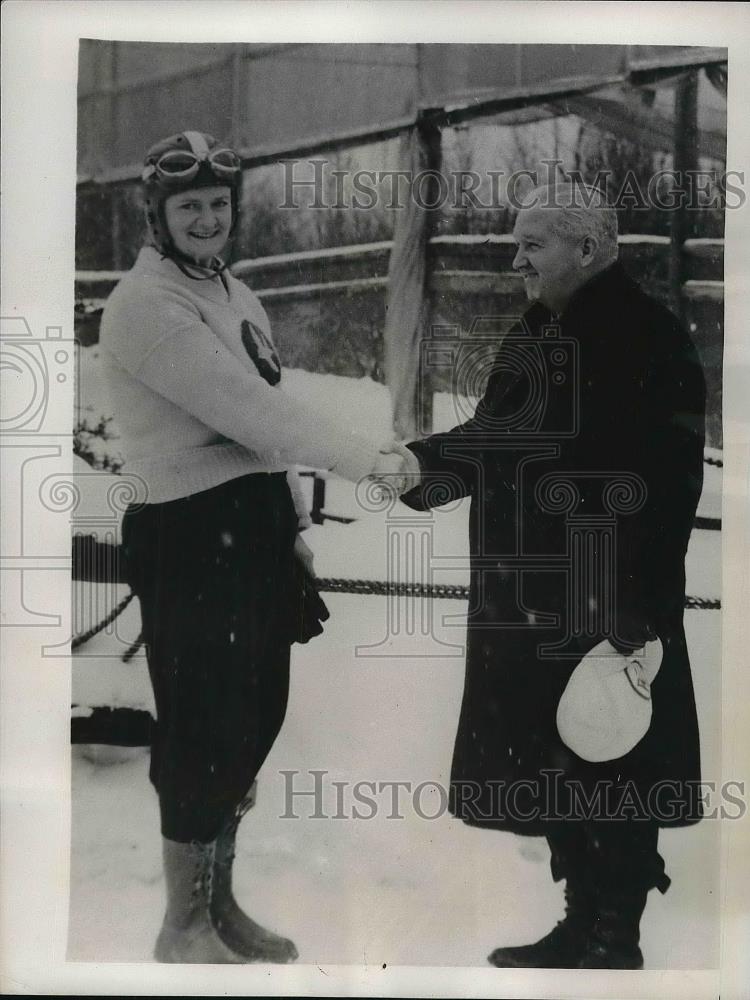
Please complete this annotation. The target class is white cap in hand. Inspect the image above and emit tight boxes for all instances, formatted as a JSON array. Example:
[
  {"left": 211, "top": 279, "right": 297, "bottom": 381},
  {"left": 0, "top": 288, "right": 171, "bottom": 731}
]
[{"left": 556, "top": 637, "right": 664, "bottom": 762}]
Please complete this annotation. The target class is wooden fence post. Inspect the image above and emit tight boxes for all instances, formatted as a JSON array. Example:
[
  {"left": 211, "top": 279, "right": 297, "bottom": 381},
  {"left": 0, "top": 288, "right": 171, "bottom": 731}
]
[
  {"left": 383, "top": 115, "right": 442, "bottom": 440},
  {"left": 669, "top": 69, "right": 699, "bottom": 322}
]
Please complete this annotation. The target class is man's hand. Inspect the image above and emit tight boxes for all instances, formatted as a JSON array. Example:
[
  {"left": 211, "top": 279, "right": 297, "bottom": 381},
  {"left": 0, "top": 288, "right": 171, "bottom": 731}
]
[
  {"left": 384, "top": 440, "right": 422, "bottom": 486},
  {"left": 369, "top": 440, "right": 421, "bottom": 496},
  {"left": 293, "top": 533, "right": 316, "bottom": 577}
]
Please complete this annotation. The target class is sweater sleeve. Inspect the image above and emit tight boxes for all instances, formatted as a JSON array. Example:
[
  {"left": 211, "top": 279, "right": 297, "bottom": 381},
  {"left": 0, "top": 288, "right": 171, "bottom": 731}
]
[
  {"left": 287, "top": 467, "right": 313, "bottom": 530},
  {"left": 106, "top": 284, "right": 379, "bottom": 483}
]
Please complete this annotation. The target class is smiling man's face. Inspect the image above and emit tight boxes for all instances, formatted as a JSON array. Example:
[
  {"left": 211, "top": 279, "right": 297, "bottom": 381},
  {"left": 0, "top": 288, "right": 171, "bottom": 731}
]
[
  {"left": 512, "top": 207, "right": 587, "bottom": 315},
  {"left": 163, "top": 185, "right": 232, "bottom": 265}
]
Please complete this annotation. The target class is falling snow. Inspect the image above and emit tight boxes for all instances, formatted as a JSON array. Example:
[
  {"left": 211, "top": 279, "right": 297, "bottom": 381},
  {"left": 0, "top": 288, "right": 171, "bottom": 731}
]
[{"left": 69, "top": 358, "right": 723, "bottom": 967}]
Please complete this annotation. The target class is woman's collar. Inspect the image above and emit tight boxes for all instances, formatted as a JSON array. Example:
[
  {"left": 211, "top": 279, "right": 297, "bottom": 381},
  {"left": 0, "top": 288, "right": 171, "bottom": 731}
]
[{"left": 137, "top": 245, "right": 230, "bottom": 298}]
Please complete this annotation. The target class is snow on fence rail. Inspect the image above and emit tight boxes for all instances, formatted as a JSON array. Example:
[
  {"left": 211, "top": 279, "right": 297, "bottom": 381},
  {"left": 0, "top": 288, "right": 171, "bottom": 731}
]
[
  {"left": 73, "top": 235, "right": 725, "bottom": 450},
  {"left": 74, "top": 235, "right": 724, "bottom": 305}
]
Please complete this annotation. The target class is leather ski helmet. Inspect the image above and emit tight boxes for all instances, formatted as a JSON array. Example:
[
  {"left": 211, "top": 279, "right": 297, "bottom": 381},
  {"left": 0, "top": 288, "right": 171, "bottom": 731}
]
[{"left": 141, "top": 130, "right": 242, "bottom": 266}]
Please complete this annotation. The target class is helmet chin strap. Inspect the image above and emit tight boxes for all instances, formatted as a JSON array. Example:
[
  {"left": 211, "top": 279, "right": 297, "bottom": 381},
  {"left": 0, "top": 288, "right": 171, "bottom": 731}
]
[
  {"left": 148, "top": 201, "right": 233, "bottom": 278},
  {"left": 155, "top": 239, "right": 229, "bottom": 280},
  {"left": 155, "top": 198, "right": 236, "bottom": 280}
]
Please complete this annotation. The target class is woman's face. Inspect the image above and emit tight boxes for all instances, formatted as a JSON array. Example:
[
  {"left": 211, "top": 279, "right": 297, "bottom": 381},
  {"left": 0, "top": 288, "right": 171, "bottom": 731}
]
[{"left": 163, "top": 185, "right": 232, "bottom": 264}]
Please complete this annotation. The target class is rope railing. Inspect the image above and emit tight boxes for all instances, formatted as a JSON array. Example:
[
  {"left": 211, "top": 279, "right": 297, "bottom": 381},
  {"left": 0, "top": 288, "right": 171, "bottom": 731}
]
[
  {"left": 70, "top": 449, "right": 723, "bottom": 652},
  {"left": 314, "top": 578, "right": 721, "bottom": 611},
  {"left": 70, "top": 582, "right": 720, "bottom": 747},
  {"left": 69, "top": 574, "right": 720, "bottom": 746},
  {"left": 71, "top": 592, "right": 135, "bottom": 650},
  {"left": 71, "top": 577, "right": 721, "bottom": 658}
]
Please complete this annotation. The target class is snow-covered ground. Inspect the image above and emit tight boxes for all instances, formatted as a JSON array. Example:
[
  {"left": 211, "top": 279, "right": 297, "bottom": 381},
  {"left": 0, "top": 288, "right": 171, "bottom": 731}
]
[
  {"left": 69, "top": 600, "right": 721, "bottom": 968},
  {"left": 69, "top": 351, "right": 723, "bottom": 968}
]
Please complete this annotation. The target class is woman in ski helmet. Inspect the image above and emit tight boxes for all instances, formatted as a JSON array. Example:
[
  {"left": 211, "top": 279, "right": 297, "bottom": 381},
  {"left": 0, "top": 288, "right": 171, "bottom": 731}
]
[{"left": 100, "top": 130, "right": 404, "bottom": 963}]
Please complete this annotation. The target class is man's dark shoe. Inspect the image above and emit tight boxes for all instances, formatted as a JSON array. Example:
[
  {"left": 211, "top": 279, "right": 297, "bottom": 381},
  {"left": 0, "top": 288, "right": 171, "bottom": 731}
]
[
  {"left": 578, "top": 939, "right": 644, "bottom": 969},
  {"left": 577, "top": 887, "right": 648, "bottom": 970},
  {"left": 488, "top": 918, "right": 589, "bottom": 969},
  {"left": 488, "top": 877, "right": 594, "bottom": 969}
]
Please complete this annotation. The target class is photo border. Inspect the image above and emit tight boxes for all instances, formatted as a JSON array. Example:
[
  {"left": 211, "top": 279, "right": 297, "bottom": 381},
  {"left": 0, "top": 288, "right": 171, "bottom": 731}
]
[{"left": 1, "top": 2, "right": 748, "bottom": 996}]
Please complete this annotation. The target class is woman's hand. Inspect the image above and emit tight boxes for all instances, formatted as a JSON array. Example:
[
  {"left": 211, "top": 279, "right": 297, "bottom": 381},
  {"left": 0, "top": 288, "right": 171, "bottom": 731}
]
[
  {"left": 294, "top": 533, "right": 316, "bottom": 577},
  {"left": 370, "top": 441, "right": 422, "bottom": 495}
]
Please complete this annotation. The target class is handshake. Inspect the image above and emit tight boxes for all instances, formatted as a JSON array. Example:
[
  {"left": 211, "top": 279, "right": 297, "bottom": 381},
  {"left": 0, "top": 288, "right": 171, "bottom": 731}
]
[{"left": 367, "top": 440, "right": 422, "bottom": 498}]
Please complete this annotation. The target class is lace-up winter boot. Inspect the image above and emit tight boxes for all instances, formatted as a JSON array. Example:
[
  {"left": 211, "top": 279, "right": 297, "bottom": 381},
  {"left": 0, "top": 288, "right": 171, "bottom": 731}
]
[
  {"left": 210, "top": 787, "right": 298, "bottom": 963},
  {"left": 577, "top": 819, "right": 668, "bottom": 969},
  {"left": 578, "top": 886, "right": 648, "bottom": 969},
  {"left": 154, "top": 837, "right": 245, "bottom": 963},
  {"left": 488, "top": 873, "right": 595, "bottom": 968}
]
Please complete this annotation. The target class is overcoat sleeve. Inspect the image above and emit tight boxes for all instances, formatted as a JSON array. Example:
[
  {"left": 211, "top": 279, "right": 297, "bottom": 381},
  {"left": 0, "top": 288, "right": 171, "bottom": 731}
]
[
  {"left": 610, "top": 310, "right": 706, "bottom": 648},
  {"left": 400, "top": 352, "right": 527, "bottom": 511}
]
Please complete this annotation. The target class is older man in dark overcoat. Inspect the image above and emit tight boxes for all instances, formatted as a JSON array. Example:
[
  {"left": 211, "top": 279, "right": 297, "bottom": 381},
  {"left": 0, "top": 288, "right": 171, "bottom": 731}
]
[{"left": 393, "top": 182, "right": 706, "bottom": 969}]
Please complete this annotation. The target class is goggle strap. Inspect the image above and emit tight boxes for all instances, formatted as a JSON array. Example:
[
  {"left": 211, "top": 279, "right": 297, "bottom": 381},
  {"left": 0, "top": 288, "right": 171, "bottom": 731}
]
[{"left": 182, "top": 131, "right": 211, "bottom": 158}]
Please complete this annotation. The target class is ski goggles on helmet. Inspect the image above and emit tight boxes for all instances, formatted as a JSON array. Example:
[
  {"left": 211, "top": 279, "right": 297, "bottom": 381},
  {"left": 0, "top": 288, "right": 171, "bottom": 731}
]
[{"left": 142, "top": 147, "right": 241, "bottom": 185}]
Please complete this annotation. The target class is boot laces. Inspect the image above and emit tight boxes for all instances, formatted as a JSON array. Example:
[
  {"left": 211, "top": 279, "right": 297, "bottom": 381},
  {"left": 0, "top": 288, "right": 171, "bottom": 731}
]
[
  {"left": 216, "top": 790, "right": 256, "bottom": 869},
  {"left": 189, "top": 840, "right": 216, "bottom": 902}
]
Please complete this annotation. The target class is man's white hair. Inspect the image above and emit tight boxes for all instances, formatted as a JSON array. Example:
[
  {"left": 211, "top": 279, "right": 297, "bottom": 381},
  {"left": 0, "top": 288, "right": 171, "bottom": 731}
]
[{"left": 520, "top": 182, "right": 619, "bottom": 264}]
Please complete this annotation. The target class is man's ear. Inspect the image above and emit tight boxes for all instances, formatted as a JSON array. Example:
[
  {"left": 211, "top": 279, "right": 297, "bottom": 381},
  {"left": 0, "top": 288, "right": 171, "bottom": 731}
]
[{"left": 580, "top": 234, "right": 599, "bottom": 268}]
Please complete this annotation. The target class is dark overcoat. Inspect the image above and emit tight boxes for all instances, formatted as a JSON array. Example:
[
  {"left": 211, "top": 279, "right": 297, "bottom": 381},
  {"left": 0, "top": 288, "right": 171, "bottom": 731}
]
[{"left": 402, "top": 262, "right": 706, "bottom": 834}]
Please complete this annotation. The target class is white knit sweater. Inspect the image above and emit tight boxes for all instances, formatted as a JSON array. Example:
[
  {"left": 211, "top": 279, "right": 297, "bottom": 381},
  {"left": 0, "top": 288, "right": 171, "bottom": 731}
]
[{"left": 99, "top": 247, "right": 379, "bottom": 511}]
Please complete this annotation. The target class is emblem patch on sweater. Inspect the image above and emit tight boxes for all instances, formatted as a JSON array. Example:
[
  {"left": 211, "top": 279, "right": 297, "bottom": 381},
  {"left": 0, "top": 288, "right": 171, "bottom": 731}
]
[{"left": 240, "top": 319, "right": 281, "bottom": 386}]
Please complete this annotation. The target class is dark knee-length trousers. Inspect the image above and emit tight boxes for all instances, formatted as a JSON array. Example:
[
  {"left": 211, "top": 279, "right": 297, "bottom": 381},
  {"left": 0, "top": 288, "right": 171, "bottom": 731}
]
[
  {"left": 121, "top": 473, "right": 299, "bottom": 843},
  {"left": 545, "top": 820, "right": 671, "bottom": 895}
]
